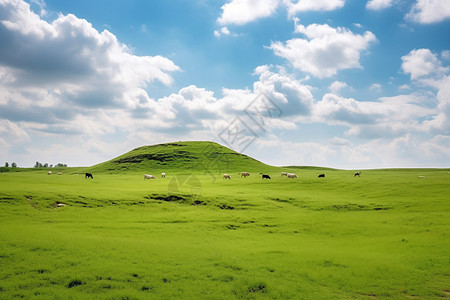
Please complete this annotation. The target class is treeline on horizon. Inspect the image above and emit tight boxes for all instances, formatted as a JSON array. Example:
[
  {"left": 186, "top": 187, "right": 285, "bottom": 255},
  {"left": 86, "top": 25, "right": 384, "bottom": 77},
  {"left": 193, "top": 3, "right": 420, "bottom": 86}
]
[{"left": 2, "top": 162, "right": 68, "bottom": 169}]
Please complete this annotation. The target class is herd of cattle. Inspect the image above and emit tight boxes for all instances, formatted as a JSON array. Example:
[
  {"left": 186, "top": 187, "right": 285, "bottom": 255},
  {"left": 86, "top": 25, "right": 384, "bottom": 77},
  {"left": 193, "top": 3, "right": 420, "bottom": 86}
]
[
  {"left": 48, "top": 171, "right": 362, "bottom": 179},
  {"left": 224, "top": 172, "right": 311, "bottom": 179},
  {"left": 143, "top": 171, "right": 361, "bottom": 180}
]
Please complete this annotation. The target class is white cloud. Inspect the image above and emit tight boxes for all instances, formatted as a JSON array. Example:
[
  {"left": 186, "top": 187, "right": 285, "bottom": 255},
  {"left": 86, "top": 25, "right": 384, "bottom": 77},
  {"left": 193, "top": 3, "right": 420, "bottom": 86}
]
[
  {"left": 217, "top": 0, "right": 345, "bottom": 25},
  {"left": 0, "top": 0, "right": 179, "bottom": 130},
  {"left": 30, "top": 0, "right": 47, "bottom": 17},
  {"left": 406, "top": 0, "right": 450, "bottom": 24},
  {"left": 401, "top": 49, "right": 449, "bottom": 80},
  {"left": 329, "top": 81, "right": 348, "bottom": 94},
  {"left": 441, "top": 50, "right": 450, "bottom": 60},
  {"left": 313, "top": 93, "right": 435, "bottom": 138},
  {"left": 253, "top": 65, "right": 315, "bottom": 117},
  {"left": 214, "top": 26, "right": 232, "bottom": 37},
  {"left": 269, "top": 23, "right": 376, "bottom": 78},
  {"left": 366, "top": 0, "right": 394, "bottom": 11},
  {"left": 422, "top": 75, "right": 450, "bottom": 134},
  {"left": 284, "top": 0, "right": 345, "bottom": 16},
  {"left": 217, "top": 0, "right": 279, "bottom": 25},
  {"left": 249, "top": 131, "right": 450, "bottom": 169},
  {"left": 369, "top": 83, "right": 382, "bottom": 92},
  {"left": 0, "top": 0, "right": 179, "bottom": 95},
  {"left": 0, "top": 0, "right": 185, "bottom": 166},
  {"left": 399, "top": 49, "right": 450, "bottom": 135},
  {"left": 0, "top": 119, "right": 30, "bottom": 148}
]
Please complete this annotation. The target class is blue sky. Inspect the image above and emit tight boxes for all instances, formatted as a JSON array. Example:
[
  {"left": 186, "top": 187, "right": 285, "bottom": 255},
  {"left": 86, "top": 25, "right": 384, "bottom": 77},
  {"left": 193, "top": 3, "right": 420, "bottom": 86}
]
[{"left": 1, "top": 0, "right": 450, "bottom": 168}]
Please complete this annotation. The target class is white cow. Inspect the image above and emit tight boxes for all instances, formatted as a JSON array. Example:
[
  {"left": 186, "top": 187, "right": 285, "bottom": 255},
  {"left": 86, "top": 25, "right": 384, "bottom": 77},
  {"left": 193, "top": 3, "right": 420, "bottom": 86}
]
[
  {"left": 144, "top": 174, "right": 156, "bottom": 180},
  {"left": 161, "top": 172, "right": 166, "bottom": 178},
  {"left": 223, "top": 174, "right": 231, "bottom": 179},
  {"left": 48, "top": 171, "right": 52, "bottom": 175},
  {"left": 281, "top": 172, "right": 288, "bottom": 177},
  {"left": 57, "top": 172, "right": 63, "bottom": 175},
  {"left": 287, "top": 173, "right": 298, "bottom": 178}
]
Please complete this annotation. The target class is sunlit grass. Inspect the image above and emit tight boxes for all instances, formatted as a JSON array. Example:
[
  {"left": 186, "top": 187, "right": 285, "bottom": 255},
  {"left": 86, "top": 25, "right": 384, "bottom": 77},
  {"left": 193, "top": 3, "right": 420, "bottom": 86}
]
[{"left": 1, "top": 167, "right": 449, "bottom": 299}]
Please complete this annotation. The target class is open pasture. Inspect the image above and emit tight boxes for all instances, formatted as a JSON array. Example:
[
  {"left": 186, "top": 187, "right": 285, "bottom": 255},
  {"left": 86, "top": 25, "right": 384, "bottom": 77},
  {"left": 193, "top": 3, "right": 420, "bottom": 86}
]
[{"left": 0, "top": 168, "right": 449, "bottom": 299}]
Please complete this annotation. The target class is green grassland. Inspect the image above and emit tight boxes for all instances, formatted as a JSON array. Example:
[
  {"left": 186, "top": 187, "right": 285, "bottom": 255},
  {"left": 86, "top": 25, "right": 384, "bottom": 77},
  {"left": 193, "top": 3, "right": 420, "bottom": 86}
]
[{"left": 0, "top": 142, "right": 449, "bottom": 299}]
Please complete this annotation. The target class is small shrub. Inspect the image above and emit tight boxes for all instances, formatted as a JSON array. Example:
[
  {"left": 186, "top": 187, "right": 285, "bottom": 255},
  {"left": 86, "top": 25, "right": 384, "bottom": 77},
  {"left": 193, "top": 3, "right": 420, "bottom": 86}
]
[
  {"left": 248, "top": 282, "right": 267, "bottom": 293},
  {"left": 67, "top": 280, "right": 83, "bottom": 288}
]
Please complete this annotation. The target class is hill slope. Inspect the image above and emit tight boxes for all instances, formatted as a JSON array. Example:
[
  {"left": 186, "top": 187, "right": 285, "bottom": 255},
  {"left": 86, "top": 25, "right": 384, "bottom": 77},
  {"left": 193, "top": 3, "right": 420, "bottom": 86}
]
[{"left": 88, "top": 141, "right": 274, "bottom": 173}]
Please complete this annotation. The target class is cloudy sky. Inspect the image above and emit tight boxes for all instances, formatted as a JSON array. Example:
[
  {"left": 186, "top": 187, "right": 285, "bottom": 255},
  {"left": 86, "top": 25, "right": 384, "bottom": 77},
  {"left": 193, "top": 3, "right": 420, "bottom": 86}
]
[{"left": 1, "top": 0, "right": 450, "bottom": 169}]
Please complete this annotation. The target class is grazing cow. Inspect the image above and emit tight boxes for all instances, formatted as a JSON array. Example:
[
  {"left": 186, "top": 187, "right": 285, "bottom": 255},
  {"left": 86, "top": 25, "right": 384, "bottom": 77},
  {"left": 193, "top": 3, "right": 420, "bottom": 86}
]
[
  {"left": 161, "top": 172, "right": 166, "bottom": 178},
  {"left": 281, "top": 172, "right": 288, "bottom": 177},
  {"left": 144, "top": 174, "right": 156, "bottom": 180},
  {"left": 354, "top": 171, "right": 361, "bottom": 177},
  {"left": 48, "top": 171, "right": 52, "bottom": 175},
  {"left": 318, "top": 174, "right": 325, "bottom": 178},
  {"left": 287, "top": 173, "right": 298, "bottom": 178},
  {"left": 223, "top": 174, "right": 231, "bottom": 179},
  {"left": 57, "top": 172, "right": 63, "bottom": 175},
  {"left": 85, "top": 172, "right": 94, "bottom": 179},
  {"left": 239, "top": 172, "right": 250, "bottom": 178},
  {"left": 260, "top": 173, "right": 271, "bottom": 179}
]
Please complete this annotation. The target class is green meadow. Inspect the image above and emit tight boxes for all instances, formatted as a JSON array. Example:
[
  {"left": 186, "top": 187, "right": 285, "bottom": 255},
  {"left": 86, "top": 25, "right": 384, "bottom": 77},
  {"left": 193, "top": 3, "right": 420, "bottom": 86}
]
[{"left": 0, "top": 142, "right": 449, "bottom": 299}]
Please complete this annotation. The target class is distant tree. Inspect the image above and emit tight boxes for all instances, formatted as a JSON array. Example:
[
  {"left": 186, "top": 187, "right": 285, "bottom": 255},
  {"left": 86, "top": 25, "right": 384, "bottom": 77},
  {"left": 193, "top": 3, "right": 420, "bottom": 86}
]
[
  {"left": 11, "top": 162, "right": 17, "bottom": 168},
  {"left": 4, "top": 162, "right": 8, "bottom": 167},
  {"left": 55, "top": 163, "right": 68, "bottom": 168},
  {"left": 43, "top": 163, "right": 48, "bottom": 168},
  {"left": 34, "top": 161, "right": 40, "bottom": 168},
  {"left": 50, "top": 164, "right": 53, "bottom": 168}
]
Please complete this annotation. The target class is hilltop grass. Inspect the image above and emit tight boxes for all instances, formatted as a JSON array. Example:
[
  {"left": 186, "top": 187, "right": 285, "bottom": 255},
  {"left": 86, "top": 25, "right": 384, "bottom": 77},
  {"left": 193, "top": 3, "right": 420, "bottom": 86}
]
[
  {"left": 86, "top": 141, "right": 276, "bottom": 174},
  {"left": 1, "top": 166, "right": 449, "bottom": 299}
]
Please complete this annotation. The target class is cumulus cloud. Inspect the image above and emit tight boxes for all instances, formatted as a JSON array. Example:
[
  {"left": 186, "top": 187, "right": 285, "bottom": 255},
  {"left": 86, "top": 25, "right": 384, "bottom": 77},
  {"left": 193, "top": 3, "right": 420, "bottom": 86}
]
[
  {"left": 284, "top": 0, "right": 345, "bottom": 16},
  {"left": 329, "top": 81, "right": 348, "bottom": 94},
  {"left": 398, "top": 48, "right": 450, "bottom": 136},
  {"left": 406, "top": 0, "right": 450, "bottom": 24},
  {"left": 253, "top": 65, "right": 314, "bottom": 117},
  {"left": 0, "top": 0, "right": 179, "bottom": 102},
  {"left": 217, "top": 0, "right": 279, "bottom": 25},
  {"left": 366, "top": 0, "right": 394, "bottom": 11},
  {"left": 0, "top": 0, "right": 179, "bottom": 132},
  {"left": 422, "top": 75, "right": 450, "bottom": 134},
  {"left": 157, "top": 65, "right": 313, "bottom": 136},
  {"left": 214, "top": 26, "right": 233, "bottom": 37},
  {"left": 0, "top": 119, "right": 29, "bottom": 147},
  {"left": 269, "top": 23, "right": 376, "bottom": 78},
  {"left": 401, "top": 49, "right": 449, "bottom": 80},
  {"left": 252, "top": 129, "right": 450, "bottom": 169},
  {"left": 313, "top": 93, "right": 435, "bottom": 138},
  {"left": 217, "top": 0, "right": 345, "bottom": 25}
]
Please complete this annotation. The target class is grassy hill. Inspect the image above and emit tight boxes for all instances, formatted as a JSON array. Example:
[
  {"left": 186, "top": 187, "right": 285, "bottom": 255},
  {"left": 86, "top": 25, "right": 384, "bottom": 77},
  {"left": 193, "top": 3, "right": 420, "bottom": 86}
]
[{"left": 87, "top": 141, "right": 279, "bottom": 174}]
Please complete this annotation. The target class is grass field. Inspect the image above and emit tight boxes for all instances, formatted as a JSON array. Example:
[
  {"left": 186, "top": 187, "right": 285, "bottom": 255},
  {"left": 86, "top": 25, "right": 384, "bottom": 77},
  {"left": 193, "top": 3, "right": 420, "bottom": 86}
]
[{"left": 0, "top": 143, "right": 449, "bottom": 299}]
